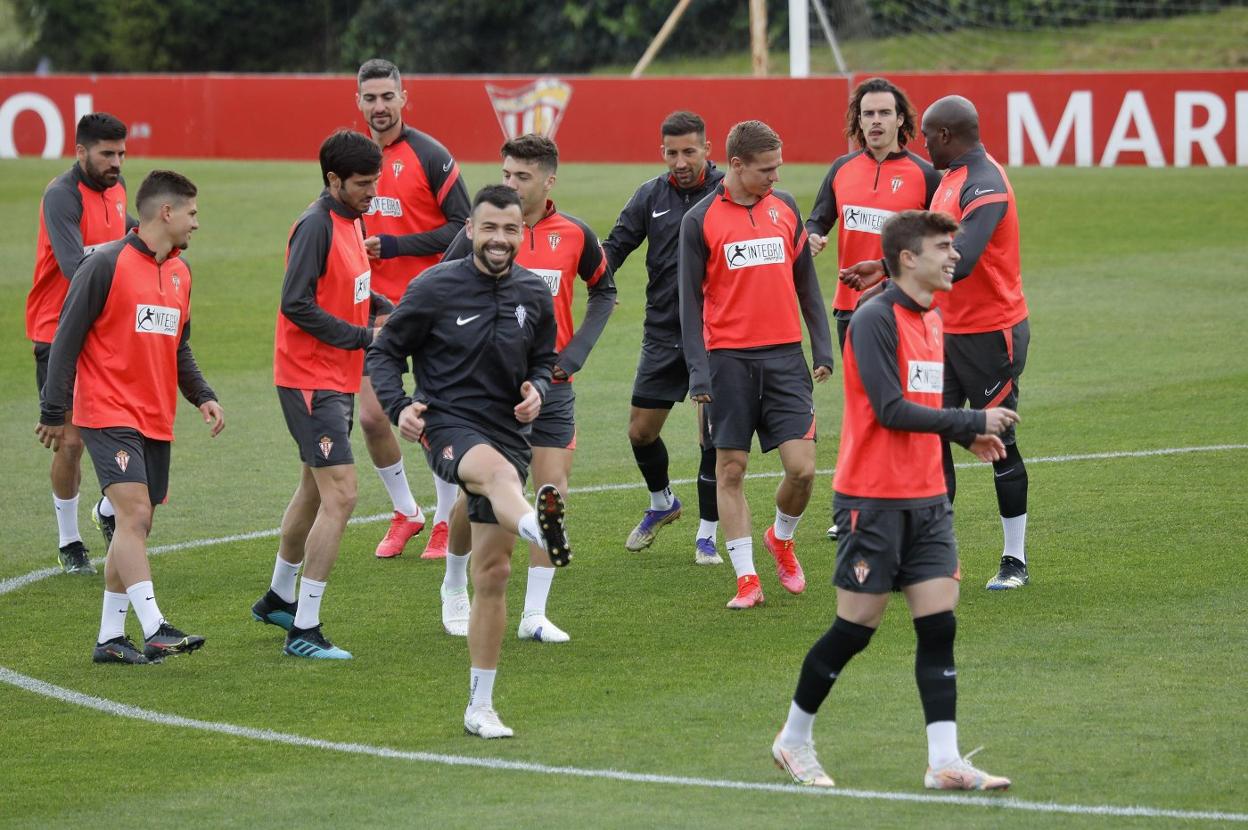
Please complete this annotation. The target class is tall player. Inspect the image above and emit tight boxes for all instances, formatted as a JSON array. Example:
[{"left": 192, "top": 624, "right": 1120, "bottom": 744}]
[
  {"left": 806, "top": 77, "right": 940, "bottom": 541},
  {"left": 439, "top": 134, "right": 616, "bottom": 642},
  {"left": 251, "top": 131, "right": 393, "bottom": 659},
  {"left": 37, "top": 169, "right": 223, "bottom": 665},
  {"left": 26, "top": 113, "right": 135, "bottom": 574},
  {"left": 355, "top": 58, "right": 472, "bottom": 560},
  {"left": 679, "top": 121, "right": 834, "bottom": 610},
  {"left": 604, "top": 111, "right": 726, "bottom": 566},
  {"left": 842, "top": 96, "right": 1032, "bottom": 591},
  {"left": 771, "top": 210, "right": 1015, "bottom": 790}
]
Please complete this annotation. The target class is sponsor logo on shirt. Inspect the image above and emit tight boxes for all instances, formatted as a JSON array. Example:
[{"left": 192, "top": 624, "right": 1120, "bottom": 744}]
[
  {"left": 366, "top": 196, "right": 403, "bottom": 218},
  {"left": 907, "top": 360, "right": 943, "bottom": 393},
  {"left": 354, "top": 271, "right": 371, "bottom": 304},
  {"left": 134, "top": 304, "right": 180, "bottom": 336},
  {"left": 529, "top": 267, "right": 562, "bottom": 297},
  {"left": 722, "top": 236, "right": 786, "bottom": 270},
  {"left": 841, "top": 204, "right": 893, "bottom": 235}
]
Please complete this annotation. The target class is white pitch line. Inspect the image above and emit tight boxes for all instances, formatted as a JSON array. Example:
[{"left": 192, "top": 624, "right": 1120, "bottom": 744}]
[
  {"left": 1, "top": 666, "right": 1244, "bottom": 823},
  {"left": 3, "top": 442, "right": 1247, "bottom": 822}
]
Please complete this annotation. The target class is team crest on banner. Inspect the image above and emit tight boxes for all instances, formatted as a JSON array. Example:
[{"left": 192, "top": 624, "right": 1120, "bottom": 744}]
[
  {"left": 514, "top": 304, "right": 527, "bottom": 328},
  {"left": 114, "top": 449, "right": 130, "bottom": 472},
  {"left": 318, "top": 435, "right": 333, "bottom": 460},
  {"left": 853, "top": 559, "right": 870, "bottom": 585},
  {"left": 768, "top": 207, "right": 779, "bottom": 224},
  {"left": 485, "top": 78, "right": 573, "bottom": 140},
  {"left": 891, "top": 176, "right": 904, "bottom": 193},
  {"left": 548, "top": 232, "right": 560, "bottom": 251},
  {"left": 393, "top": 160, "right": 404, "bottom": 178}
]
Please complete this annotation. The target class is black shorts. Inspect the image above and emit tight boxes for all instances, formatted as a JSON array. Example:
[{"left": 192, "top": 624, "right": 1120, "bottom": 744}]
[
  {"left": 34, "top": 341, "right": 74, "bottom": 404},
  {"left": 277, "top": 386, "right": 355, "bottom": 468},
  {"left": 631, "top": 340, "right": 690, "bottom": 407},
  {"left": 943, "top": 319, "right": 1030, "bottom": 445},
  {"left": 421, "top": 424, "right": 530, "bottom": 525},
  {"left": 707, "top": 350, "right": 815, "bottom": 453},
  {"left": 530, "top": 382, "right": 576, "bottom": 450},
  {"left": 832, "top": 502, "right": 960, "bottom": 593},
  {"left": 81, "top": 427, "right": 171, "bottom": 505}
]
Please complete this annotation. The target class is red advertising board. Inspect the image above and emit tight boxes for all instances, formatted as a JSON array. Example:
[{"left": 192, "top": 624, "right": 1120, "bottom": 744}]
[{"left": 0, "top": 72, "right": 1244, "bottom": 166}]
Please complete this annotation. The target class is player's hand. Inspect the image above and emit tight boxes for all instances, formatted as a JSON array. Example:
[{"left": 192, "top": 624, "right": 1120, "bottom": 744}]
[
  {"left": 808, "top": 233, "right": 827, "bottom": 257},
  {"left": 691, "top": 392, "right": 712, "bottom": 404},
  {"left": 35, "top": 422, "right": 64, "bottom": 451},
  {"left": 551, "top": 365, "right": 568, "bottom": 381},
  {"left": 515, "top": 381, "right": 542, "bottom": 423},
  {"left": 364, "top": 236, "right": 382, "bottom": 259},
  {"left": 398, "top": 401, "right": 427, "bottom": 442},
  {"left": 983, "top": 407, "right": 1020, "bottom": 435},
  {"left": 839, "top": 259, "right": 886, "bottom": 291},
  {"left": 813, "top": 364, "right": 833, "bottom": 383},
  {"left": 200, "top": 400, "right": 225, "bottom": 437},
  {"left": 969, "top": 434, "right": 1007, "bottom": 462}
]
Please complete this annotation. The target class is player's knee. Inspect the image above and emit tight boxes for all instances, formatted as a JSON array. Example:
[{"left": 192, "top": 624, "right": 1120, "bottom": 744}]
[
  {"left": 628, "top": 422, "right": 659, "bottom": 447},
  {"left": 59, "top": 434, "right": 85, "bottom": 458},
  {"left": 358, "top": 406, "right": 391, "bottom": 439},
  {"left": 119, "top": 504, "right": 154, "bottom": 538},
  {"left": 717, "top": 458, "right": 747, "bottom": 487},
  {"left": 320, "top": 480, "right": 358, "bottom": 517},
  {"left": 472, "top": 555, "right": 510, "bottom": 594},
  {"left": 786, "top": 460, "right": 816, "bottom": 489}
]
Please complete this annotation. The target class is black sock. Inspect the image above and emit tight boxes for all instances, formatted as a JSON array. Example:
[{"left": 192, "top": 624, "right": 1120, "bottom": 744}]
[
  {"left": 631, "top": 437, "right": 669, "bottom": 494},
  {"left": 993, "top": 442, "right": 1028, "bottom": 518},
  {"left": 792, "top": 616, "right": 875, "bottom": 714},
  {"left": 941, "top": 439, "right": 957, "bottom": 504},
  {"left": 697, "top": 444, "right": 718, "bottom": 522},
  {"left": 913, "top": 611, "right": 957, "bottom": 724}
]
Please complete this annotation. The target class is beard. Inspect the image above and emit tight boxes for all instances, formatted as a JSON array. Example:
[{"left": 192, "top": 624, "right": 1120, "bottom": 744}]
[{"left": 474, "top": 242, "right": 517, "bottom": 276}]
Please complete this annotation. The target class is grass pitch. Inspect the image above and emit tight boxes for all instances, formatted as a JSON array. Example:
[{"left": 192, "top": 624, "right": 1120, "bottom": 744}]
[{"left": 0, "top": 157, "right": 1245, "bottom": 828}]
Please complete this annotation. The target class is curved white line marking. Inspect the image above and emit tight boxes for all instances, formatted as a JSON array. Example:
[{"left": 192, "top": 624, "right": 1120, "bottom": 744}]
[
  {"left": 3, "top": 443, "right": 1246, "bottom": 821},
  {"left": 1, "top": 667, "right": 1244, "bottom": 822}
]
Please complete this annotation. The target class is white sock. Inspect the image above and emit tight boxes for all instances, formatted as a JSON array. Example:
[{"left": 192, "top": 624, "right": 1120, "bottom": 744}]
[
  {"left": 1002, "top": 514, "right": 1027, "bottom": 563},
  {"left": 778, "top": 700, "right": 816, "bottom": 746},
  {"left": 927, "top": 721, "right": 960, "bottom": 769},
  {"left": 468, "top": 667, "right": 496, "bottom": 710},
  {"left": 125, "top": 580, "right": 164, "bottom": 639},
  {"left": 376, "top": 460, "right": 421, "bottom": 519},
  {"left": 97, "top": 591, "right": 130, "bottom": 643},
  {"left": 443, "top": 551, "right": 470, "bottom": 591},
  {"left": 726, "top": 537, "right": 756, "bottom": 579},
  {"left": 433, "top": 475, "right": 458, "bottom": 525},
  {"left": 270, "top": 555, "right": 301, "bottom": 603},
  {"left": 649, "top": 486, "right": 674, "bottom": 511},
  {"left": 98, "top": 496, "right": 115, "bottom": 517},
  {"left": 294, "top": 576, "right": 327, "bottom": 630},
  {"left": 517, "top": 511, "right": 544, "bottom": 548},
  {"left": 773, "top": 508, "right": 802, "bottom": 541},
  {"left": 697, "top": 519, "right": 718, "bottom": 541},
  {"left": 54, "top": 493, "right": 81, "bottom": 547},
  {"left": 523, "top": 566, "right": 555, "bottom": 617}
]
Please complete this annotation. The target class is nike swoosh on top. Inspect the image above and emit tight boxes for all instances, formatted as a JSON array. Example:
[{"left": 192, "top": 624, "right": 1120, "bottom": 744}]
[
  {"left": 442, "top": 160, "right": 453, "bottom": 172},
  {"left": 651, "top": 209, "right": 671, "bottom": 218},
  {"left": 456, "top": 314, "right": 481, "bottom": 325},
  {"left": 974, "top": 187, "right": 994, "bottom": 195}
]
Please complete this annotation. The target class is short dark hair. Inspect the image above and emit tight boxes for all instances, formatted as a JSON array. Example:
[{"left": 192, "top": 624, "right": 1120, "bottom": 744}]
[
  {"left": 846, "top": 77, "right": 918, "bottom": 149},
  {"left": 500, "top": 133, "right": 558, "bottom": 173},
  {"left": 472, "top": 184, "right": 523, "bottom": 215},
  {"left": 75, "top": 113, "right": 127, "bottom": 148},
  {"left": 725, "top": 120, "right": 781, "bottom": 162},
  {"left": 881, "top": 210, "right": 960, "bottom": 276},
  {"left": 135, "top": 170, "right": 197, "bottom": 218},
  {"left": 357, "top": 58, "right": 401, "bottom": 88},
  {"left": 319, "top": 129, "right": 382, "bottom": 187},
  {"left": 661, "top": 111, "right": 706, "bottom": 139}
]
